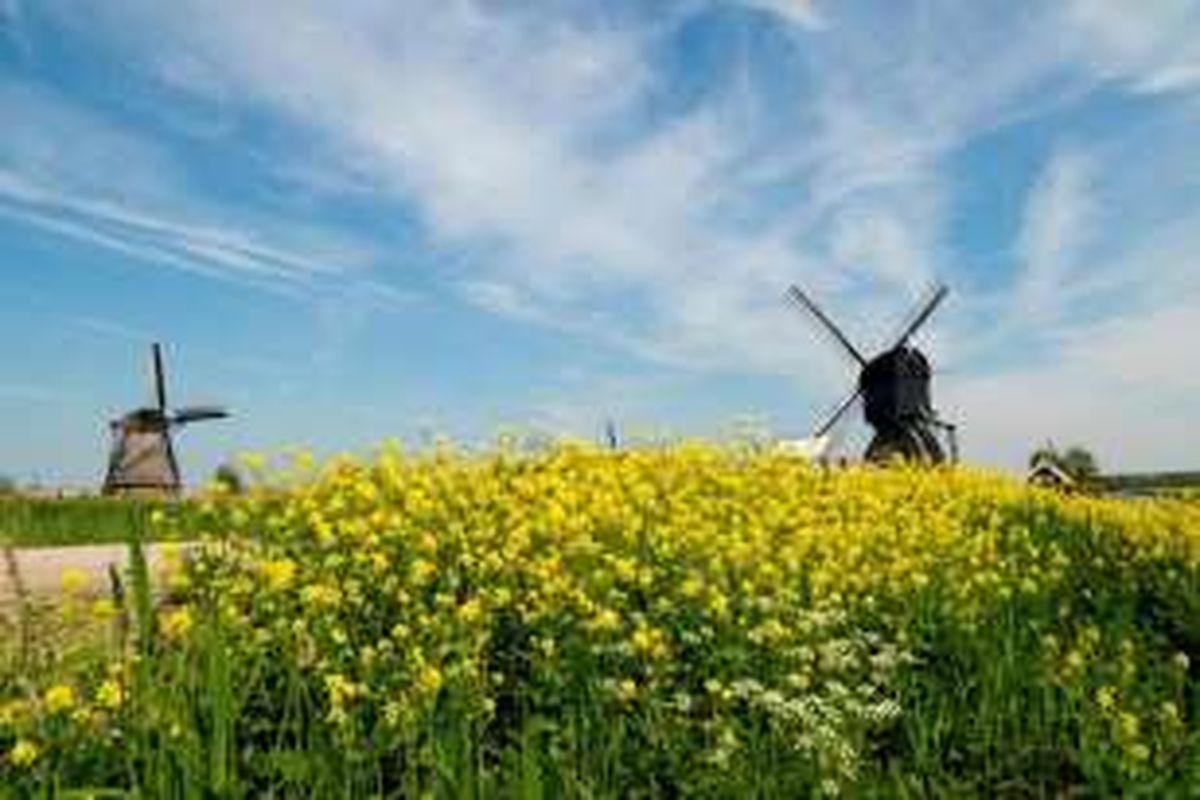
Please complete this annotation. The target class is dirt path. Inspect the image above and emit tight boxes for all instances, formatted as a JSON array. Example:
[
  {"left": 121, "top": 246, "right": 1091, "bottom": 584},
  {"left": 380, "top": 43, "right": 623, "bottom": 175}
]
[{"left": 1, "top": 543, "right": 195, "bottom": 604}]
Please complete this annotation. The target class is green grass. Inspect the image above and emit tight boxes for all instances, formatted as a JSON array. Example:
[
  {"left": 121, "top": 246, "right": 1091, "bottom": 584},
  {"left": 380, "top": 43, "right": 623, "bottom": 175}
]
[{"left": 0, "top": 497, "right": 176, "bottom": 548}]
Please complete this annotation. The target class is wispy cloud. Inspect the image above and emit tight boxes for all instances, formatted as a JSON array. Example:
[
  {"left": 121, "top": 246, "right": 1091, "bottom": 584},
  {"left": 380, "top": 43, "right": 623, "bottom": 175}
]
[
  {"left": 1014, "top": 148, "right": 1097, "bottom": 324},
  {"left": 0, "top": 0, "right": 29, "bottom": 57},
  {"left": 69, "top": 315, "right": 154, "bottom": 342},
  {"left": 1061, "top": 0, "right": 1200, "bottom": 95},
  {"left": 0, "top": 79, "right": 406, "bottom": 306}
]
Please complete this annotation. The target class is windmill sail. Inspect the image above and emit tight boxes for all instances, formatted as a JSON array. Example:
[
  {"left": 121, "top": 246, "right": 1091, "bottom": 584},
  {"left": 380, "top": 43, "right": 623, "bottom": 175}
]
[
  {"left": 785, "top": 285, "right": 868, "bottom": 366},
  {"left": 173, "top": 406, "right": 229, "bottom": 424},
  {"left": 152, "top": 342, "right": 168, "bottom": 413}
]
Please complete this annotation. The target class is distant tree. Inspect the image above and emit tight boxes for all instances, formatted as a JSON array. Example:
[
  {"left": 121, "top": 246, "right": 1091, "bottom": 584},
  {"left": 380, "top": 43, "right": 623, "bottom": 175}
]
[
  {"left": 0, "top": 474, "right": 15, "bottom": 495},
  {"left": 1060, "top": 446, "right": 1100, "bottom": 482},
  {"left": 212, "top": 463, "right": 245, "bottom": 494}
]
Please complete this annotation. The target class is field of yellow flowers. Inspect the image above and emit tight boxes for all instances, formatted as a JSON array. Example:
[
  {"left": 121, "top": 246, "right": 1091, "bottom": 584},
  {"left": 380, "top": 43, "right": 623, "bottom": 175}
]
[{"left": 3, "top": 442, "right": 1200, "bottom": 797}]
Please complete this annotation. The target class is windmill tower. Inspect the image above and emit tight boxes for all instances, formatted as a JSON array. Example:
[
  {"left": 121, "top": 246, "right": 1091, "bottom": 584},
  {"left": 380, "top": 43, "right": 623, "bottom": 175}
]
[
  {"left": 102, "top": 344, "right": 230, "bottom": 496},
  {"left": 784, "top": 283, "right": 958, "bottom": 464}
]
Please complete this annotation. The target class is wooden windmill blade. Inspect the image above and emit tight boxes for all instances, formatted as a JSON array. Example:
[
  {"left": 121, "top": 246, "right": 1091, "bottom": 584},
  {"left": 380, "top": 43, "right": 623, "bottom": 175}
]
[
  {"left": 785, "top": 284, "right": 868, "bottom": 367},
  {"left": 885, "top": 283, "right": 949, "bottom": 351},
  {"left": 784, "top": 284, "right": 867, "bottom": 454},
  {"left": 152, "top": 342, "right": 168, "bottom": 414},
  {"left": 173, "top": 406, "right": 230, "bottom": 425},
  {"left": 813, "top": 384, "right": 863, "bottom": 438}
]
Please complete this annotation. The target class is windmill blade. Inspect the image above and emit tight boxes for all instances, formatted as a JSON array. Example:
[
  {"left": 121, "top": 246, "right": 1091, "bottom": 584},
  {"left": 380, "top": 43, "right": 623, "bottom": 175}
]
[
  {"left": 151, "top": 343, "right": 168, "bottom": 413},
  {"left": 814, "top": 385, "right": 863, "bottom": 438},
  {"left": 785, "top": 285, "right": 868, "bottom": 367},
  {"left": 172, "top": 406, "right": 230, "bottom": 425},
  {"left": 886, "top": 283, "right": 949, "bottom": 350}
]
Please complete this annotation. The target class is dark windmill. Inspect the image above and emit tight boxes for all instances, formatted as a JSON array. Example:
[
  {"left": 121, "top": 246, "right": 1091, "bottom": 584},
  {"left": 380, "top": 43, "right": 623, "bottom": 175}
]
[
  {"left": 102, "top": 344, "right": 230, "bottom": 496},
  {"left": 784, "top": 283, "right": 958, "bottom": 464}
]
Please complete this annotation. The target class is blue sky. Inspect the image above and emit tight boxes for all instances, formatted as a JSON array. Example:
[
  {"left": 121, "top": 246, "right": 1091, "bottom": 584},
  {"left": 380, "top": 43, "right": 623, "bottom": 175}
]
[{"left": 1, "top": 0, "right": 1198, "bottom": 486}]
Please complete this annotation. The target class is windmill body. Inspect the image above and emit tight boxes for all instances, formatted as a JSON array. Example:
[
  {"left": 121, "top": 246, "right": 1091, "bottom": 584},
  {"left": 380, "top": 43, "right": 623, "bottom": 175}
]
[
  {"left": 102, "top": 344, "right": 229, "bottom": 496},
  {"left": 104, "top": 409, "right": 182, "bottom": 495},
  {"left": 785, "top": 284, "right": 956, "bottom": 465}
]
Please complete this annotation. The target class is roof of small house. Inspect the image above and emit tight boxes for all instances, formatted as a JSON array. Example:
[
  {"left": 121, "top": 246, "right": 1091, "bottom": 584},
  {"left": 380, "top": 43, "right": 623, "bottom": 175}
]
[{"left": 1027, "top": 456, "right": 1075, "bottom": 486}]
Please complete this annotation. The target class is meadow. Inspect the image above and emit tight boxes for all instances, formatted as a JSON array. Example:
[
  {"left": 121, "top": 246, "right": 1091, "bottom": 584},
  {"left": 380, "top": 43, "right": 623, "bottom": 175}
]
[
  {"left": 0, "top": 497, "right": 172, "bottom": 549},
  {"left": 3, "top": 442, "right": 1200, "bottom": 797}
]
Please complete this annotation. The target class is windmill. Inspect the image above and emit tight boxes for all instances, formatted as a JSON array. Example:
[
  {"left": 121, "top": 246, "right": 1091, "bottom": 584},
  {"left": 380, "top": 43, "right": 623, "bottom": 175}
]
[
  {"left": 102, "top": 343, "right": 229, "bottom": 496},
  {"left": 784, "top": 283, "right": 958, "bottom": 464}
]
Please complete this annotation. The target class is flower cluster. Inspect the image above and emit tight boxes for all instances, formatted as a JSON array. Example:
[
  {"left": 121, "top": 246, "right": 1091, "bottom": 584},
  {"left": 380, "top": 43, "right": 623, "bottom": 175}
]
[{"left": 3, "top": 442, "right": 1199, "bottom": 795}]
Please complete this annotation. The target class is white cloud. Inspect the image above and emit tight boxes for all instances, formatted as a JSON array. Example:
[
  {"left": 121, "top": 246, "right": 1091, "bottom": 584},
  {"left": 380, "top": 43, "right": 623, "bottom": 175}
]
[
  {"left": 1062, "top": 0, "right": 1200, "bottom": 94},
  {"left": 459, "top": 280, "right": 549, "bottom": 323},
  {"left": 73, "top": 0, "right": 960, "bottom": 371},
  {"left": 947, "top": 300, "right": 1200, "bottom": 471},
  {"left": 1136, "top": 62, "right": 1200, "bottom": 93},
  {"left": 0, "top": 79, "right": 401, "bottom": 304},
  {"left": 1014, "top": 149, "right": 1097, "bottom": 324}
]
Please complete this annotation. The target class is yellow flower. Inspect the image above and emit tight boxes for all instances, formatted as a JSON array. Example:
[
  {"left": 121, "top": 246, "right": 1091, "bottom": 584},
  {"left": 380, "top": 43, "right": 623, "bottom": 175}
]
[
  {"left": 630, "top": 625, "right": 668, "bottom": 659},
  {"left": 46, "top": 438, "right": 1198, "bottom": 788},
  {"left": 591, "top": 608, "right": 621, "bottom": 632},
  {"left": 456, "top": 598, "right": 483, "bottom": 624},
  {"left": 383, "top": 699, "right": 408, "bottom": 727},
  {"left": 161, "top": 607, "right": 195, "bottom": 640},
  {"left": 417, "top": 665, "right": 444, "bottom": 695},
  {"left": 410, "top": 559, "right": 437, "bottom": 584},
  {"left": 60, "top": 568, "right": 89, "bottom": 595},
  {"left": 44, "top": 684, "right": 76, "bottom": 714},
  {"left": 90, "top": 599, "right": 118, "bottom": 621},
  {"left": 261, "top": 558, "right": 297, "bottom": 591},
  {"left": 71, "top": 707, "right": 97, "bottom": 727},
  {"left": 8, "top": 739, "right": 39, "bottom": 768},
  {"left": 0, "top": 700, "right": 27, "bottom": 726},
  {"left": 300, "top": 582, "right": 342, "bottom": 609},
  {"left": 324, "top": 673, "right": 359, "bottom": 707},
  {"left": 96, "top": 679, "right": 124, "bottom": 710}
]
